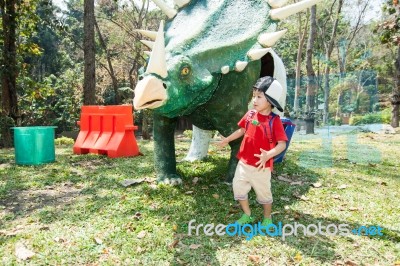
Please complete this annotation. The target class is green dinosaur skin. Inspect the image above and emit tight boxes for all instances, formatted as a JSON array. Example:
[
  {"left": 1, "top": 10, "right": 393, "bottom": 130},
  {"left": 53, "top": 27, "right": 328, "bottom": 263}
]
[
  {"left": 154, "top": 62, "right": 261, "bottom": 182},
  {"left": 136, "top": 0, "right": 280, "bottom": 182}
]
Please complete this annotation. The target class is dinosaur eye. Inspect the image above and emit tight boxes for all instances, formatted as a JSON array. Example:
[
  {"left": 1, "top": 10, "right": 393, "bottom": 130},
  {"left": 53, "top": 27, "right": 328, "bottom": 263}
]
[{"left": 181, "top": 67, "right": 190, "bottom": 76}]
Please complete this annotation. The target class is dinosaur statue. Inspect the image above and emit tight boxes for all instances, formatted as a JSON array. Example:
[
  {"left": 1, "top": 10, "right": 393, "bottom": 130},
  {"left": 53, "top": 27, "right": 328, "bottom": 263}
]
[{"left": 134, "top": 0, "right": 320, "bottom": 185}]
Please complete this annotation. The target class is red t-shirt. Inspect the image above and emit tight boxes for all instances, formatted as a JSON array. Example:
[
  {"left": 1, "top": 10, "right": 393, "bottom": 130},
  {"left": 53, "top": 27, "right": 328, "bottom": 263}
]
[{"left": 237, "top": 110, "right": 288, "bottom": 171}]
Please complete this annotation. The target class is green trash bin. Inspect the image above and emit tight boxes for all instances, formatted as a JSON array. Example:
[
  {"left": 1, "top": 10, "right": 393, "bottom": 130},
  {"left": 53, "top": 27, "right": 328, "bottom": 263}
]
[{"left": 12, "top": 126, "right": 57, "bottom": 165}]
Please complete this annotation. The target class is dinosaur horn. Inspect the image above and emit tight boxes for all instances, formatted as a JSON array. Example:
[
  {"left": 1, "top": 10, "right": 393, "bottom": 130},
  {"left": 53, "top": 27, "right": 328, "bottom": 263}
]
[
  {"left": 235, "top": 61, "right": 248, "bottom": 72},
  {"left": 146, "top": 21, "right": 168, "bottom": 78},
  {"left": 151, "top": 0, "right": 177, "bottom": 19},
  {"left": 221, "top": 66, "right": 230, "bottom": 74},
  {"left": 270, "top": 0, "right": 319, "bottom": 20},
  {"left": 136, "top": 30, "right": 157, "bottom": 41},
  {"left": 140, "top": 40, "right": 154, "bottom": 49},
  {"left": 268, "top": 0, "right": 288, "bottom": 8},
  {"left": 247, "top": 48, "right": 272, "bottom": 60},
  {"left": 174, "top": 0, "right": 191, "bottom": 8},
  {"left": 258, "top": 29, "right": 287, "bottom": 47}
]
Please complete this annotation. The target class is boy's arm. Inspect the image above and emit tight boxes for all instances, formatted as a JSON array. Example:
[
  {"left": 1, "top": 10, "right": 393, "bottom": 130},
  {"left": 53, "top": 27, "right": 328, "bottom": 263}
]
[
  {"left": 254, "top": 141, "right": 286, "bottom": 170},
  {"left": 215, "top": 128, "right": 245, "bottom": 148},
  {"left": 268, "top": 141, "right": 286, "bottom": 157}
]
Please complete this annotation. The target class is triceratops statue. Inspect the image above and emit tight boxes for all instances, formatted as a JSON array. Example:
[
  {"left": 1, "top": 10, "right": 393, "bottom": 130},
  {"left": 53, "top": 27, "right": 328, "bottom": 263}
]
[{"left": 134, "top": 0, "right": 319, "bottom": 185}]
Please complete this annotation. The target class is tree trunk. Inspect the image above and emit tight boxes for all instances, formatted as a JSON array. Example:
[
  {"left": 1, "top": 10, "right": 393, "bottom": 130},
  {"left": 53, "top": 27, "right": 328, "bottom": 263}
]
[
  {"left": 335, "top": 91, "right": 342, "bottom": 123},
  {"left": 335, "top": 43, "right": 347, "bottom": 123},
  {"left": 129, "top": 62, "right": 137, "bottom": 93},
  {"left": 305, "top": 5, "right": 317, "bottom": 134},
  {"left": 294, "top": 12, "right": 309, "bottom": 114},
  {"left": 83, "top": 0, "right": 96, "bottom": 105},
  {"left": 0, "top": 0, "right": 18, "bottom": 148},
  {"left": 94, "top": 20, "right": 120, "bottom": 104},
  {"left": 322, "top": 66, "right": 330, "bottom": 124},
  {"left": 322, "top": 0, "right": 343, "bottom": 125},
  {"left": 392, "top": 45, "right": 400, "bottom": 128}
]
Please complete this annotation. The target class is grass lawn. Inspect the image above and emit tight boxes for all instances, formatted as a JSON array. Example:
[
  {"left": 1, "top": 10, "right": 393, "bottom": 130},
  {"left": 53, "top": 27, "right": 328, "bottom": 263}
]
[{"left": 0, "top": 129, "right": 399, "bottom": 265}]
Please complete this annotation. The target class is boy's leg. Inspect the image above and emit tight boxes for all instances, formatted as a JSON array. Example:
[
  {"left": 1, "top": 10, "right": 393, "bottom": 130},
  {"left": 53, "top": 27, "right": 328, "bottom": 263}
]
[
  {"left": 262, "top": 203, "right": 272, "bottom": 219},
  {"left": 233, "top": 161, "right": 253, "bottom": 224},
  {"left": 236, "top": 199, "right": 254, "bottom": 225},
  {"left": 232, "top": 161, "right": 252, "bottom": 205},
  {"left": 238, "top": 199, "right": 251, "bottom": 216},
  {"left": 250, "top": 167, "right": 273, "bottom": 220}
]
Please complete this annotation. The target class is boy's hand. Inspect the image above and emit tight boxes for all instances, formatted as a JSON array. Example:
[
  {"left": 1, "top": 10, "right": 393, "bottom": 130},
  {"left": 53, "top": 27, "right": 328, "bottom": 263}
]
[
  {"left": 254, "top": 148, "right": 273, "bottom": 170},
  {"left": 214, "top": 136, "right": 229, "bottom": 148}
]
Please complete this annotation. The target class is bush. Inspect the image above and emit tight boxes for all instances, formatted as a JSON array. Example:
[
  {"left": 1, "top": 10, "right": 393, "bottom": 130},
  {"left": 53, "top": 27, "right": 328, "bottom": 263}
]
[
  {"left": 183, "top": 130, "right": 193, "bottom": 139},
  {"left": 55, "top": 137, "right": 75, "bottom": 146},
  {"left": 349, "top": 109, "right": 391, "bottom": 125}
]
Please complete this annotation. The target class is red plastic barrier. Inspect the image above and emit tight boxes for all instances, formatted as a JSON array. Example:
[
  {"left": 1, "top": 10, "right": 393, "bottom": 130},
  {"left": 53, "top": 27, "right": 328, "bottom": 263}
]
[{"left": 73, "top": 105, "right": 140, "bottom": 158}]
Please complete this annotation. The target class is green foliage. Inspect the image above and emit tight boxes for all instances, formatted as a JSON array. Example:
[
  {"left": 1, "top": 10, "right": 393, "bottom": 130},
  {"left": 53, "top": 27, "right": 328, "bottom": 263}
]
[
  {"left": 334, "top": 117, "right": 342, "bottom": 126},
  {"left": 0, "top": 115, "right": 15, "bottom": 141},
  {"left": 103, "top": 86, "right": 134, "bottom": 105},
  {"left": 8, "top": 0, "right": 83, "bottom": 133},
  {"left": 182, "top": 129, "right": 193, "bottom": 139},
  {"left": 15, "top": 0, "right": 41, "bottom": 59},
  {"left": 349, "top": 108, "right": 391, "bottom": 125},
  {"left": 0, "top": 115, "right": 15, "bottom": 129},
  {"left": 55, "top": 136, "right": 75, "bottom": 146},
  {"left": 18, "top": 68, "right": 83, "bottom": 132},
  {"left": 377, "top": 0, "right": 400, "bottom": 46}
]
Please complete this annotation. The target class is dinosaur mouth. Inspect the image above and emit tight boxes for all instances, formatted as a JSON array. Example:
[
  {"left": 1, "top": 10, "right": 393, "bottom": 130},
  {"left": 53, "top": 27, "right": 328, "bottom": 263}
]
[
  {"left": 134, "top": 76, "right": 167, "bottom": 110},
  {"left": 141, "top": 99, "right": 165, "bottom": 109}
]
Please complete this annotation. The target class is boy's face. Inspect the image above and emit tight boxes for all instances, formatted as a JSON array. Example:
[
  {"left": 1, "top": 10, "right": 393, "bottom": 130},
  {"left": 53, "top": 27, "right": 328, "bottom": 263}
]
[{"left": 252, "top": 90, "right": 272, "bottom": 113}]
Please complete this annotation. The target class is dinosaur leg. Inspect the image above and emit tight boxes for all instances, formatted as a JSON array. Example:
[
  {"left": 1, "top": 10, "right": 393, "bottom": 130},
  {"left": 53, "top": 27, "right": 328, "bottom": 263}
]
[
  {"left": 226, "top": 138, "right": 241, "bottom": 183},
  {"left": 183, "top": 125, "right": 212, "bottom": 162},
  {"left": 153, "top": 114, "right": 182, "bottom": 185}
]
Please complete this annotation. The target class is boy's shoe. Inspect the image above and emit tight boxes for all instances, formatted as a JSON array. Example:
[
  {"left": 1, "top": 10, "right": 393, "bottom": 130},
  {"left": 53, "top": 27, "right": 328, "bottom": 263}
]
[
  {"left": 236, "top": 213, "right": 254, "bottom": 225},
  {"left": 261, "top": 217, "right": 273, "bottom": 227}
]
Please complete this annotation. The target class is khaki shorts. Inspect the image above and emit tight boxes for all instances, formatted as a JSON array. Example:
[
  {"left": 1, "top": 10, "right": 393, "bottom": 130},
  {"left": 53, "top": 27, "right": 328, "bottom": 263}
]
[{"left": 232, "top": 160, "right": 273, "bottom": 204}]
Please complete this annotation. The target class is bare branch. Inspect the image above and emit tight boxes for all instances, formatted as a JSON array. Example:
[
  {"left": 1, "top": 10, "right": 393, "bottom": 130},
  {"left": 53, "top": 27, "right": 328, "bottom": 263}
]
[
  {"left": 95, "top": 15, "right": 138, "bottom": 39},
  {"left": 346, "top": 0, "right": 370, "bottom": 49}
]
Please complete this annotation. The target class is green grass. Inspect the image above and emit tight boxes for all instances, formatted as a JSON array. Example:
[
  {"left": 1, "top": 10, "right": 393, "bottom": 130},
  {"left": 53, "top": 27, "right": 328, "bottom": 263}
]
[{"left": 0, "top": 132, "right": 400, "bottom": 265}]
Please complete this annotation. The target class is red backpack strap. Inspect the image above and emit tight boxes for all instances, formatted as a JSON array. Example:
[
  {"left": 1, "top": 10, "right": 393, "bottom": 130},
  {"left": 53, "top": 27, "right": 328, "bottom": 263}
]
[
  {"left": 261, "top": 113, "right": 277, "bottom": 146},
  {"left": 245, "top": 110, "right": 257, "bottom": 132}
]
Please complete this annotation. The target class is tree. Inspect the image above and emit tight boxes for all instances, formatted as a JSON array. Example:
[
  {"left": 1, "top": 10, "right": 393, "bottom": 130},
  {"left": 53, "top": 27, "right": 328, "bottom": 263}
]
[
  {"left": 0, "top": 0, "right": 18, "bottom": 147},
  {"left": 335, "top": 0, "right": 374, "bottom": 123},
  {"left": 305, "top": 5, "right": 318, "bottom": 134},
  {"left": 83, "top": 0, "right": 96, "bottom": 104},
  {"left": 94, "top": 19, "right": 120, "bottom": 104},
  {"left": 294, "top": 10, "right": 309, "bottom": 114},
  {"left": 319, "top": 0, "right": 343, "bottom": 125},
  {"left": 395, "top": 44, "right": 400, "bottom": 128},
  {"left": 378, "top": 0, "right": 400, "bottom": 127},
  {"left": 95, "top": 0, "right": 164, "bottom": 138}
]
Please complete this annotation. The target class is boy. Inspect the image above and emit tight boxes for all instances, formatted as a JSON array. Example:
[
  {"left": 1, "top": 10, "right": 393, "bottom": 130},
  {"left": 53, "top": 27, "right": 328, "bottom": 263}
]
[{"left": 216, "top": 76, "right": 288, "bottom": 226}]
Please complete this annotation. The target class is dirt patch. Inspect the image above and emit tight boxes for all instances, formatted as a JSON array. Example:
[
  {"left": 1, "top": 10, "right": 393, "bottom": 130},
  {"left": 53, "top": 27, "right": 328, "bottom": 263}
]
[
  {"left": 0, "top": 182, "right": 84, "bottom": 215},
  {"left": 71, "top": 159, "right": 114, "bottom": 171}
]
